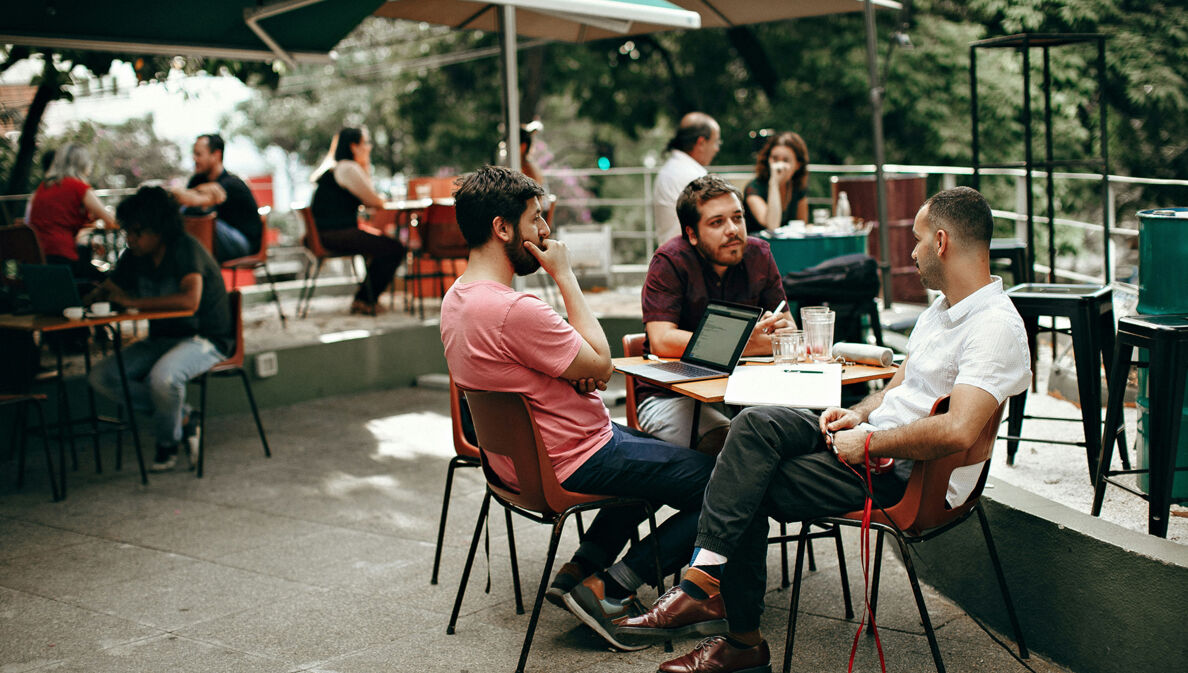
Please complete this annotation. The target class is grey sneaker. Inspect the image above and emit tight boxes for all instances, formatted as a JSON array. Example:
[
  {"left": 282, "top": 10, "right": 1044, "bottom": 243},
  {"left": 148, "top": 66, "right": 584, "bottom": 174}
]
[
  {"left": 562, "top": 575, "right": 649, "bottom": 651},
  {"left": 150, "top": 444, "right": 179, "bottom": 472},
  {"left": 545, "top": 562, "right": 584, "bottom": 609}
]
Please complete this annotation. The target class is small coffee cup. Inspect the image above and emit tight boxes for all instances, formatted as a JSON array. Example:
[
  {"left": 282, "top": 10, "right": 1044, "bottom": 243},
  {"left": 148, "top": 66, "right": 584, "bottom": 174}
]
[
  {"left": 90, "top": 302, "right": 111, "bottom": 316},
  {"left": 63, "top": 306, "right": 85, "bottom": 321}
]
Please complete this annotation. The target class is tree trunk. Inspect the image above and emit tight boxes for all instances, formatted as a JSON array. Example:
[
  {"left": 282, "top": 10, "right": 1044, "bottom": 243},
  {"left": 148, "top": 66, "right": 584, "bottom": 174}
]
[
  {"left": 726, "top": 26, "right": 778, "bottom": 103},
  {"left": 6, "top": 55, "right": 63, "bottom": 198}
]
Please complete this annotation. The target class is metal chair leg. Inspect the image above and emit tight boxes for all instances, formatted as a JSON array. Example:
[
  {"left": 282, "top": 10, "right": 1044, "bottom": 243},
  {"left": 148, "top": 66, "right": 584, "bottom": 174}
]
[
  {"left": 783, "top": 530, "right": 810, "bottom": 673},
  {"left": 447, "top": 490, "right": 491, "bottom": 635},
  {"left": 505, "top": 507, "right": 524, "bottom": 615},
  {"left": 893, "top": 531, "right": 945, "bottom": 673},
  {"left": 977, "top": 504, "right": 1028, "bottom": 658},
  {"left": 197, "top": 375, "right": 208, "bottom": 478},
  {"left": 260, "top": 262, "right": 287, "bottom": 327},
  {"left": 238, "top": 369, "right": 270, "bottom": 457},
  {"left": 832, "top": 523, "right": 854, "bottom": 619},
  {"left": 431, "top": 456, "right": 465, "bottom": 585}
]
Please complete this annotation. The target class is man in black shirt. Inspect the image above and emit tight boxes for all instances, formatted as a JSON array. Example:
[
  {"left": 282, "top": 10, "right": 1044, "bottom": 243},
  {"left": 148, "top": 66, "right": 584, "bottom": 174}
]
[
  {"left": 88, "top": 186, "right": 232, "bottom": 471},
  {"left": 170, "top": 133, "right": 262, "bottom": 261}
]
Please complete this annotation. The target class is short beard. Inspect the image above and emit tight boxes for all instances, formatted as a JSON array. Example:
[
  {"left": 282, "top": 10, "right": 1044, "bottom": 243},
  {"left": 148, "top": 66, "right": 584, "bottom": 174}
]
[
  {"left": 505, "top": 230, "right": 541, "bottom": 276},
  {"left": 695, "top": 238, "right": 743, "bottom": 268}
]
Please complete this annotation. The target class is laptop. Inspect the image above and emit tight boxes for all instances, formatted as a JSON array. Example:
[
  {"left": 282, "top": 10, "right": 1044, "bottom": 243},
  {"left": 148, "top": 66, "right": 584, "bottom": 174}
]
[
  {"left": 617, "top": 300, "right": 764, "bottom": 384},
  {"left": 20, "top": 264, "right": 84, "bottom": 315}
]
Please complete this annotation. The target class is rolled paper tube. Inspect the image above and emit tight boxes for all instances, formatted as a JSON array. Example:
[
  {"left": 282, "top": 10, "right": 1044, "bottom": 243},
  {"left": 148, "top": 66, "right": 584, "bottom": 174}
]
[{"left": 831, "top": 342, "right": 894, "bottom": 367}]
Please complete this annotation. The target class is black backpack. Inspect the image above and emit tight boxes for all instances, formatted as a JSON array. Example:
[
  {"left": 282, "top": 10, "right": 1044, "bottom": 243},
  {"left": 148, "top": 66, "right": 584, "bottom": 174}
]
[{"left": 782, "top": 253, "right": 880, "bottom": 344}]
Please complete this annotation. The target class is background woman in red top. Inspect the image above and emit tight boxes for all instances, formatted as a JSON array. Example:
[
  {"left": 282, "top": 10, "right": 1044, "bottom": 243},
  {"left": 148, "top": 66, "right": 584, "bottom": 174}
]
[{"left": 27, "top": 144, "right": 117, "bottom": 281}]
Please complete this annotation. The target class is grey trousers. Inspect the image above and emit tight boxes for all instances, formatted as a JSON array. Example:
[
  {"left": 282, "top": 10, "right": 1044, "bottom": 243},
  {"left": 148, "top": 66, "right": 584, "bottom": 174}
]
[{"left": 694, "top": 406, "right": 909, "bottom": 632}]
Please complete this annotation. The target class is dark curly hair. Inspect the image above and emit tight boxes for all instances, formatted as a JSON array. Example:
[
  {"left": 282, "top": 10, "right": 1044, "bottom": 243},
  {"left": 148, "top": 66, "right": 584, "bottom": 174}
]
[
  {"left": 453, "top": 166, "right": 546, "bottom": 247},
  {"left": 116, "top": 186, "right": 184, "bottom": 244}
]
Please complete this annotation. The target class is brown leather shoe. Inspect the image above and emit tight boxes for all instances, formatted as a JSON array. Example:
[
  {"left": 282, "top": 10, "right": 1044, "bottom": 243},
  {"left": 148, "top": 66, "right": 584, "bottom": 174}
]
[
  {"left": 658, "top": 636, "right": 771, "bottom": 673},
  {"left": 614, "top": 586, "right": 728, "bottom": 643}
]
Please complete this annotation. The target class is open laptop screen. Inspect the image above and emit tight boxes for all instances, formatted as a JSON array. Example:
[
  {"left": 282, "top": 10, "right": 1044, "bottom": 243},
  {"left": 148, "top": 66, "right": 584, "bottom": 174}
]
[{"left": 684, "top": 302, "right": 762, "bottom": 370}]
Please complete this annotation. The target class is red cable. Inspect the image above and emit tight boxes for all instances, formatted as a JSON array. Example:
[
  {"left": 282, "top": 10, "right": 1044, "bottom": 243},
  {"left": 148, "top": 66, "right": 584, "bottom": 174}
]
[{"left": 839, "top": 431, "right": 887, "bottom": 673}]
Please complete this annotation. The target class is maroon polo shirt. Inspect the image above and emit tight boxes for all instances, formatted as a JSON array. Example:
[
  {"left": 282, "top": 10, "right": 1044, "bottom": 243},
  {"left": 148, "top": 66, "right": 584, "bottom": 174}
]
[{"left": 636, "top": 235, "right": 786, "bottom": 403}]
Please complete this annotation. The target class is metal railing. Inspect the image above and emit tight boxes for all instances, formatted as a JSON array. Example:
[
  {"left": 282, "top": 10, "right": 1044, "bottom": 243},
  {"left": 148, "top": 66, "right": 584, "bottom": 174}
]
[{"left": 541, "top": 162, "right": 1188, "bottom": 286}]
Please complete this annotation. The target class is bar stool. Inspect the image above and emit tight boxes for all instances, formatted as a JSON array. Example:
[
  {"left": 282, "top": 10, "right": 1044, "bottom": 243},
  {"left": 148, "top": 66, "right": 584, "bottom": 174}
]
[
  {"left": 1003, "top": 283, "right": 1126, "bottom": 478},
  {"left": 1092, "top": 314, "right": 1188, "bottom": 537},
  {"left": 989, "top": 239, "right": 1029, "bottom": 285}
]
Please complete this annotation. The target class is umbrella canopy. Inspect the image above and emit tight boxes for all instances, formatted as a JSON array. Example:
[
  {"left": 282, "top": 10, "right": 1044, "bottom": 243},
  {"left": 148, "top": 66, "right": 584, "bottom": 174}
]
[
  {"left": 375, "top": 0, "right": 701, "bottom": 42},
  {"left": 0, "top": 0, "right": 385, "bottom": 65}
]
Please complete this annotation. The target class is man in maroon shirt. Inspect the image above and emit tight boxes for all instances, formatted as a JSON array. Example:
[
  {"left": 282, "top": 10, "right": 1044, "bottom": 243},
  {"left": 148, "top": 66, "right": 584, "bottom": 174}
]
[{"left": 637, "top": 175, "right": 793, "bottom": 453}]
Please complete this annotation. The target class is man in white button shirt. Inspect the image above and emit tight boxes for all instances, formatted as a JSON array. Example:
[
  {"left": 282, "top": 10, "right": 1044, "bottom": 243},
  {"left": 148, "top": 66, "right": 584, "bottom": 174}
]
[
  {"left": 653, "top": 112, "right": 721, "bottom": 244},
  {"left": 618, "top": 186, "right": 1032, "bottom": 673}
]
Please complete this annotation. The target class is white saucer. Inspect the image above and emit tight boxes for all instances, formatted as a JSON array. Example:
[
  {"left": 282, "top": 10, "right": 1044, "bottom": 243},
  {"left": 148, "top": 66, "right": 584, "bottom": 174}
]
[{"left": 88, "top": 310, "right": 116, "bottom": 318}]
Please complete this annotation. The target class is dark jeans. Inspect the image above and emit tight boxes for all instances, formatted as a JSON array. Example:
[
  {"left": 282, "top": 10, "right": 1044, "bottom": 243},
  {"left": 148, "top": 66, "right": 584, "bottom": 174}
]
[
  {"left": 695, "top": 406, "right": 909, "bottom": 632},
  {"left": 562, "top": 423, "right": 715, "bottom": 586},
  {"left": 318, "top": 228, "right": 405, "bottom": 303},
  {"left": 214, "top": 219, "right": 252, "bottom": 262}
]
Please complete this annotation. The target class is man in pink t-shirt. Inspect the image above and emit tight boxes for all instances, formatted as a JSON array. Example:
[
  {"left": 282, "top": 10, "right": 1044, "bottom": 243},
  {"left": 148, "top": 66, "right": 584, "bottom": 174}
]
[{"left": 441, "top": 166, "right": 714, "bottom": 652}]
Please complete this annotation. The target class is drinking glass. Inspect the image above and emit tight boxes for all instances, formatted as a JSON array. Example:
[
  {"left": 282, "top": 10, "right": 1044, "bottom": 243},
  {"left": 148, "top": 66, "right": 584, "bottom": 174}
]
[
  {"left": 799, "top": 305, "right": 830, "bottom": 330},
  {"left": 772, "top": 328, "right": 805, "bottom": 366},
  {"left": 803, "top": 310, "right": 836, "bottom": 363}
]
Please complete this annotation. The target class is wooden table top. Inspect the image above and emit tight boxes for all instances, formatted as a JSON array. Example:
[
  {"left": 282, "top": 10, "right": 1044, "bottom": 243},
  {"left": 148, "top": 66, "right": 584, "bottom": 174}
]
[
  {"left": 612, "top": 356, "right": 897, "bottom": 404},
  {"left": 0, "top": 309, "right": 194, "bottom": 333}
]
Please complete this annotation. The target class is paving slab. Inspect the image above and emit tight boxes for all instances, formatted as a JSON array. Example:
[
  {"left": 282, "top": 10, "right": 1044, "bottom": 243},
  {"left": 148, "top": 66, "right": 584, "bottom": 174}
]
[{"left": 0, "top": 385, "right": 1078, "bottom": 673}]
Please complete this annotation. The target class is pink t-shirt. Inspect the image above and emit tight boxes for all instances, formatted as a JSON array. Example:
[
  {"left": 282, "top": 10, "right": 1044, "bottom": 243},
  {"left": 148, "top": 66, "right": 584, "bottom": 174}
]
[{"left": 441, "top": 279, "right": 613, "bottom": 488}]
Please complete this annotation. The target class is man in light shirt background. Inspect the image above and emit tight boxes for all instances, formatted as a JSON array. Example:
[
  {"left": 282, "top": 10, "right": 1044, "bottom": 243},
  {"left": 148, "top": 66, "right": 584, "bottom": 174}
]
[{"left": 653, "top": 112, "right": 721, "bottom": 244}]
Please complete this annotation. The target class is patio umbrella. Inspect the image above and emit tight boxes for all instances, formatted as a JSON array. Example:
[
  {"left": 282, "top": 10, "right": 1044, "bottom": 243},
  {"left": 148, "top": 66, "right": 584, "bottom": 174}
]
[
  {"left": 375, "top": 0, "right": 902, "bottom": 303},
  {"left": 375, "top": 1, "right": 703, "bottom": 171},
  {"left": 0, "top": 0, "right": 385, "bottom": 65}
]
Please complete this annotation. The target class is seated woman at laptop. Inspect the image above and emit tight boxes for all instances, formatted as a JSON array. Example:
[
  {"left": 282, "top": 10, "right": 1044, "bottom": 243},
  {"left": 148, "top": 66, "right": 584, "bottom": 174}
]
[
  {"left": 27, "top": 144, "right": 117, "bottom": 284},
  {"left": 309, "top": 127, "right": 405, "bottom": 316},
  {"left": 639, "top": 175, "right": 792, "bottom": 454},
  {"left": 86, "top": 186, "right": 232, "bottom": 472}
]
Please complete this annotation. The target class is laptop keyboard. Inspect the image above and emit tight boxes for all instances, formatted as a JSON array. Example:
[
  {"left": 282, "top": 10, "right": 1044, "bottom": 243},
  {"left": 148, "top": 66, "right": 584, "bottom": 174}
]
[{"left": 648, "top": 361, "right": 722, "bottom": 378}]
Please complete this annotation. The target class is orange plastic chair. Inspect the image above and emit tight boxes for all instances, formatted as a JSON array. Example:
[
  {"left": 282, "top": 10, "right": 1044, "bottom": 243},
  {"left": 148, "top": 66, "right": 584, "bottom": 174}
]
[
  {"left": 0, "top": 224, "right": 46, "bottom": 291},
  {"left": 221, "top": 206, "right": 286, "bottom": 326},
  {"left": 429, "top": 377, "right": 521, "bottom": 596},
  {"left": 192, "top": 290, "right": 271, "bottom": 478},
  {"left": 295, "top": 206, "right": 366, "bottom": 318},
  {"left": 783, "top": 396, "right": 1026, "bottom": 673},
  {"left": 182, "top": 213, "right": 216, "bottom": 255},
  {"left": 404, "top": 202, "right": 467, "bottom": 319},
  {"left": 447, "top": 385, "right": 666, "bottom": 673},
  {"left": 620, "top": 333, "right": 646, "bottom": 431}
]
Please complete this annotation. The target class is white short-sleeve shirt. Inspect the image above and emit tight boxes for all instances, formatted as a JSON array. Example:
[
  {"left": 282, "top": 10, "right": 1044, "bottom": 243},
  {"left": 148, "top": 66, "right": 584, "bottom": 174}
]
[
  {"left": 867, "top": 277, "right": 1031, "bottom": 505},
  {"left": 653, "top": 150, "right": 707, "bottom": 244}
]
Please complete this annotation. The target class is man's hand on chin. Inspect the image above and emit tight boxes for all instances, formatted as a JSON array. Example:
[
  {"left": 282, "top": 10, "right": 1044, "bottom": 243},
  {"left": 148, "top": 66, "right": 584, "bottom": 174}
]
[{"left": 525, "top": 238, "right": 572, "bottom": 279}]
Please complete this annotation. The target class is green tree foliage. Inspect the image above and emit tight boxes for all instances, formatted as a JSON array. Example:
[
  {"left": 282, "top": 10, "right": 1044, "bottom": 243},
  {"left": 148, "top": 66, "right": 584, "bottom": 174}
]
[
  {"left": 0, "top": 46, "right": 276, "bottom": 203},
  {"left": 43, "top": 115, "right": 183, "bottom": 190}
]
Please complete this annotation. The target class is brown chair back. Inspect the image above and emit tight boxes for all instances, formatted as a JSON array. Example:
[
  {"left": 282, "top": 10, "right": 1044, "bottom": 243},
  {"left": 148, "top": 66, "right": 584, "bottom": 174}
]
[
  {"left": 297, "top": 206, "right": 328, "bottom": 258},
  {"left": 448, "top": 375, "right": 480, "bottom": 461},
  {"left": 459, "top": 385, "right": 608, "bottom": 516},
  {"left": 210, "top": 290, "right": 244, "bottom": 372},
  {"left": 407, "top": 176, "right": 459, "bottom": 200},
  {"left": 860, "top": 396, "right": 1006, "bottom": 534},
  {"left": 0, "top": 224, "right": 45, "bottom": 264},
  {"left": 422, "top": 204, "right": 468, "bottom": 260},
  {"left": 621, "top": 333, "right": 646, "bottom": 431},
  {"left": 183, "top": 213, "right": 216, "bottom": 255}
]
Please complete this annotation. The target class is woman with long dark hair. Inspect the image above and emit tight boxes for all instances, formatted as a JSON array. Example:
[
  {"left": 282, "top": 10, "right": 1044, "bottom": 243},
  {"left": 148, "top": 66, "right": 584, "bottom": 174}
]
[
  {"left": 743, "top": 132, "right": 810, "bottom": 234},
  {"left": 310, "top": 127, "right": 405, "bottom": 315}
]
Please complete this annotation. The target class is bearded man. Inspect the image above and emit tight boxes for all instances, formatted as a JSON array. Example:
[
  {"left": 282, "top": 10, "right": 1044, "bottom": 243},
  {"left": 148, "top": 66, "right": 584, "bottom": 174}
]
[
  {"left": 440, "top": 166, "right": 715, "bottom": 652},
  {"left": 636, "top": 174, "right": 793, "bottom": 454}
]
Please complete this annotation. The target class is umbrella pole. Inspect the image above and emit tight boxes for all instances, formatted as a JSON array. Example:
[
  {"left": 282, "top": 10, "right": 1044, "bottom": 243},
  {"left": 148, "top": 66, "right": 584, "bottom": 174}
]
[
  {"left": 499, "top": 5, "right": 522, "bottom": 173},
  {"left": 864, "top": 0, "right": 894, "bottom": 308}
]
